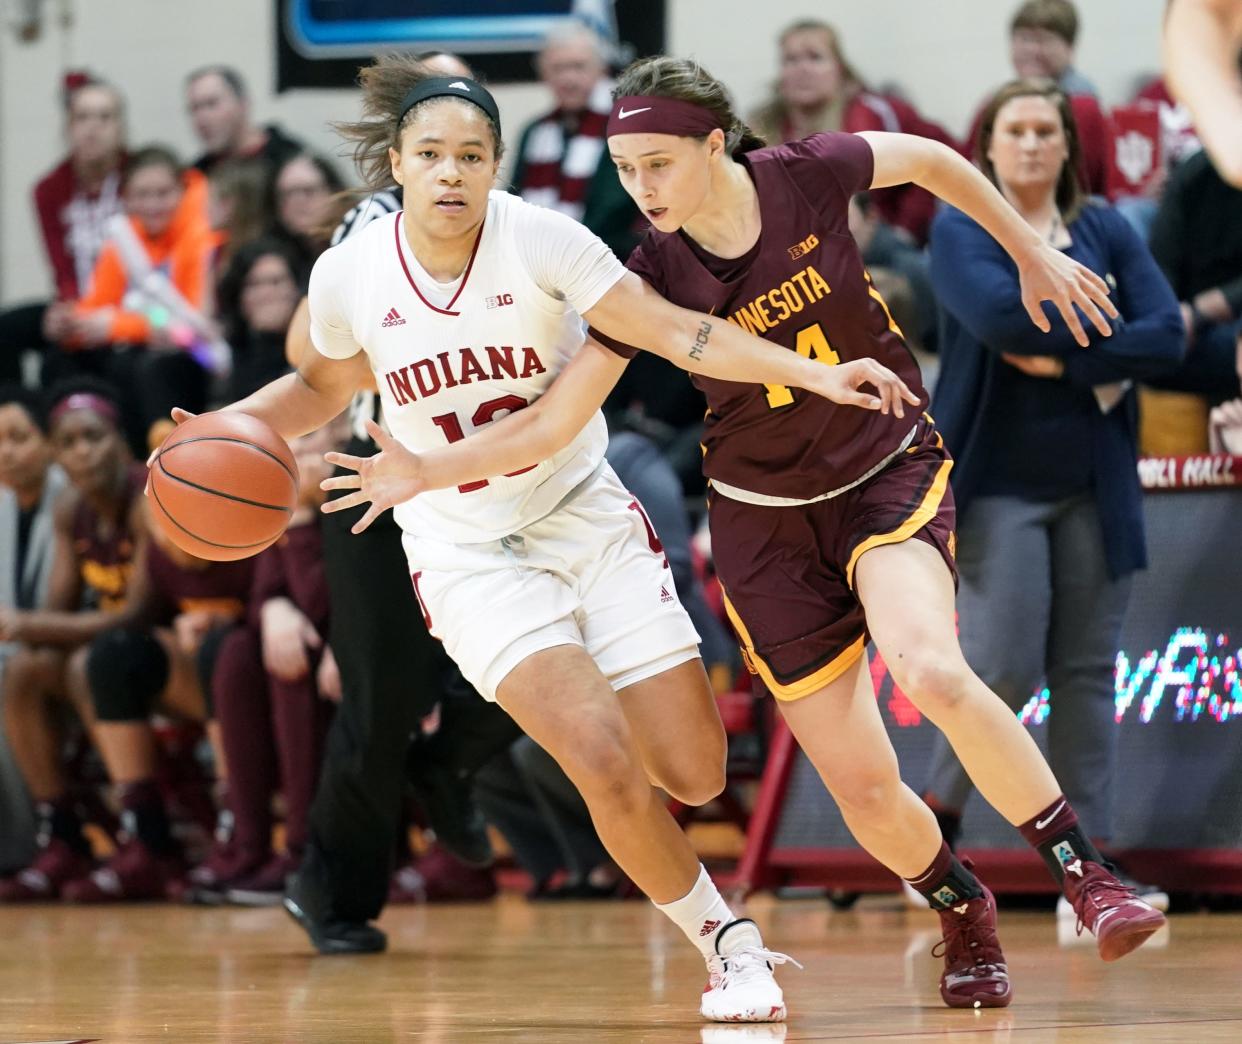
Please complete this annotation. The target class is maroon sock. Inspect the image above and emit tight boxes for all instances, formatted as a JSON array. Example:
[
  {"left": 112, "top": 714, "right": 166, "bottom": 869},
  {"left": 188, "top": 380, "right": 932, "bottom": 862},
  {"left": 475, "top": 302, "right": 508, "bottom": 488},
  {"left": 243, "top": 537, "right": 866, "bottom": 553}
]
[
  {"left": 905, "top": 840, "right": 984, "bottom": 910},
  {"left": 268, "top": 670, "right": 329, "bottom": 858},
  {"left": 1018, "top": 795, "right": 1104, "bottom": 884},
  {"left": 212, "top": 626, "right": 276, "bottom": 855}
]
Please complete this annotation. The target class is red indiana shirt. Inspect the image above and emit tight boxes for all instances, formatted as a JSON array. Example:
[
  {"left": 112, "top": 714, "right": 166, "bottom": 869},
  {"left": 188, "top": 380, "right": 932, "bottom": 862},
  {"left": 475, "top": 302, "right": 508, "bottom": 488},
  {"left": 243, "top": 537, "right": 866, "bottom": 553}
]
[
  {"left": 33, "top": 157, "right": 125, "bottom": 300},
  {"left": 593, "top": 132, "right": 928, "bottom": 501}
]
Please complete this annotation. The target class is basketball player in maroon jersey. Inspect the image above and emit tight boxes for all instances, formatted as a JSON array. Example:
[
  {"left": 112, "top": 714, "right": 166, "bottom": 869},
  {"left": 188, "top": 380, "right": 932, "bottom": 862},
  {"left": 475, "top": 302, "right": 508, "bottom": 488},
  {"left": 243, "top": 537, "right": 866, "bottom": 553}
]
[
  {"left": 0, "top": 379, "right": 145, "bottom": 900},
  {"left": 325, "top": 57, "right": 1166, "bottom": 1009}
]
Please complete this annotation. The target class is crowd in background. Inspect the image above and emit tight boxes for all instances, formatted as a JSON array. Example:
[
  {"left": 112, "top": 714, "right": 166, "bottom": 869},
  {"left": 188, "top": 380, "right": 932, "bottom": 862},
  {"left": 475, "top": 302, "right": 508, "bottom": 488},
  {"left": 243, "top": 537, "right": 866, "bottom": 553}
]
[{"left": 0, "top": 0, "right": 1239, "bottom": 913}]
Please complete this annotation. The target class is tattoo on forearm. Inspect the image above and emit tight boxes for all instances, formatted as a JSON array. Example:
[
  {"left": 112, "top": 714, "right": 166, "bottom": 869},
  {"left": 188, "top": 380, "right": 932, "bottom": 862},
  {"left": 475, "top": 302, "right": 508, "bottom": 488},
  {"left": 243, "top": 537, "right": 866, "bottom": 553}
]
[{"left": 689, "top": 320, "right": 711, "bottom": 362}]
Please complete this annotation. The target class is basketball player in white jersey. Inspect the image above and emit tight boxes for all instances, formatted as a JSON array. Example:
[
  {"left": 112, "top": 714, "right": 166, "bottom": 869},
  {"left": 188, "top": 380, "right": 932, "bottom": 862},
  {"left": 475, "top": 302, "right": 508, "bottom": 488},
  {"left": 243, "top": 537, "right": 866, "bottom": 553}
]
[{"left": 206, "top": 54, "right": 917, "bottom": 1022}]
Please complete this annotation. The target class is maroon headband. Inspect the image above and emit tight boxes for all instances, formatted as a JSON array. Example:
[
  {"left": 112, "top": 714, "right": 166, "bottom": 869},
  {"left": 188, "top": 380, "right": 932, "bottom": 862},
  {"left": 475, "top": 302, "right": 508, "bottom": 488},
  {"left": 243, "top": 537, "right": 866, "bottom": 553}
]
[
  {"left": 49, "top": 392, "right": 120, "bottom": 429},
  {"left": 606, "top": 95, "right": 723, "bottom": 138}
]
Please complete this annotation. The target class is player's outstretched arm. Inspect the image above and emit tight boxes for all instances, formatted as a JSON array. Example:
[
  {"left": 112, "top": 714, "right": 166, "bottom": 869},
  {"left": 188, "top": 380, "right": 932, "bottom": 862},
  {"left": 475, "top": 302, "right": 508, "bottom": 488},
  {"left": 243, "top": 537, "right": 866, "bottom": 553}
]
[
  {"left": 320, "top": 340, "right": 627, "bottom": 534},
  {"left": 584, "top": 272, "right": 920, "bottom": 415},
  {"left": 858, "top": 131, "right": 1120, "bottom": 347},
  {"left": 1165, "top": 0, "right": 1242, "bottom": 187}
]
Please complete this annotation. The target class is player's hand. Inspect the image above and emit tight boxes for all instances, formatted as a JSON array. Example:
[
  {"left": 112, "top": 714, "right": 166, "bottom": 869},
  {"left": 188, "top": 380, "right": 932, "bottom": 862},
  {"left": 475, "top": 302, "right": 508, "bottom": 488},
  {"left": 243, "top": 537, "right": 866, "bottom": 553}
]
[
  {"left": 320, "top": 419, "right": 426, "bottom": 534},
  {"left": 260, "top": 597, "right": 320, "bottom": 681},
  {"left": 1002, "top": 353, "right": 1065, "bottom": 379},
  {"left": 316, "top": 645, "right": 343, "bottom": 703},
  {"left": 0, "top": 607, "right": 27, "bottom": 642},
  {"left": 172, "top": 610, "right": 215, "bottom": 655},
  {"left": 1017, "top": 241, "right": 1118, "bottom": 347},
  {"left": 813, "top": 358, "right": 921, "bottom": 417},
  {"left": 145, "top": 408, "right": 198, "bottom": 471}
]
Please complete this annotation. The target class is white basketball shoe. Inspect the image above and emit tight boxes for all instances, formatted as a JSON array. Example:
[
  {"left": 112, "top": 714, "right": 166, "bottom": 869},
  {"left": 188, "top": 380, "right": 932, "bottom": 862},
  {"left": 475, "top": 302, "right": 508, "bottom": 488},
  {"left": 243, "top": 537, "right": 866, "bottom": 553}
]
[{"left": 700, "top": 919, "right": 800, "bottom": 1023}]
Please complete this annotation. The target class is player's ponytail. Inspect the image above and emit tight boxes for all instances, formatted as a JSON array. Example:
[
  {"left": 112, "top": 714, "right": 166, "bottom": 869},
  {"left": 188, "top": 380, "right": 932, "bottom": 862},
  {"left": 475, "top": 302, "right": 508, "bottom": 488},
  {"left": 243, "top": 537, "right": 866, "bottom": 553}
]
[
  {"left": 335, "top": 53, "right": 503, "bottom": 191},
  {"left": 614, "top": 56, "right": 766, "bottom": 156}
]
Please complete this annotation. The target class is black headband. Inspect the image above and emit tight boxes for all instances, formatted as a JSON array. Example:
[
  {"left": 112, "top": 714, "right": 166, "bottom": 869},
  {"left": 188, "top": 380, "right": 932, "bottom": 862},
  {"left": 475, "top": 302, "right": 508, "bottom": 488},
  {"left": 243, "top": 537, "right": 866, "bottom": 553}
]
[{"left": 397, "top": 77, "right": 502, "bottom": 137}]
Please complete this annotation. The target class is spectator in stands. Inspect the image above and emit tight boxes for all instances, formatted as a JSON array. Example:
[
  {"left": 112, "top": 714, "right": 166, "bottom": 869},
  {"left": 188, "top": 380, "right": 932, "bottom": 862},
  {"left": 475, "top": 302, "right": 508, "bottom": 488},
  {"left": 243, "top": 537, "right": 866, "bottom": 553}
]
[
  {"left": 749, "top": 19, "right": 961, "bottom": 245},
  {"left": 966, "top": 1, "right": 1112, "bottom": 197},
  {"left": 268, "top": 152, "right": 346, "bottom": 283},
  {"left": 848, "top": 193, "right": 938, "bottom": 354},
  {"left": 185, "top": 65, "right": 302, "bottom": 176},
  {"left": 41, "top": 146, "right": 222, "bottom": 454},
  {"left": 61, "top": 514, "right": 253, "bottom": 903},
  {"left": 510, "top": 23, "right": 642, "bottom": 260},
  {"left": 207, "top": 158, "right": 272, "bottom": 276},
  {"left": 36, "top": 74, "right": 128, "bottom": 302},
  {"left": 216, "top": 237, "right": 302, "bottom": 401},
  {"left": 0, "top": 380, "right": 144, "bottom": 902},
  {"left": 919, "top": 81, "right": 1183, "bottom": 908},
  {"left": 1108, "top": 75, "right": 1199, "bottom": 241},
  {"left": 1148, "top": 149, "right": 1242, "bottom": 400},
  {"left": 0, "top": 387, "right": 66, "bottom": 873},
  {"left": 0, "top": 75, "right": 127, "bottom": 385},
  {"left": 197, "top": 428, "right": 338, "bottom": 905}
]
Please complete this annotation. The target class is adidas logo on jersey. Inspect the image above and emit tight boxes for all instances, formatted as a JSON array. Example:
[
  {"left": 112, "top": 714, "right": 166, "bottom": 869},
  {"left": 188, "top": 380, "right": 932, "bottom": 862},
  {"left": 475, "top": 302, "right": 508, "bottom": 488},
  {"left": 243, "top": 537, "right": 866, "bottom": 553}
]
[
  {"left": 382, "top": 307, "right": 406, "bottom": 327},
  {"left": 660, "top": 585, "right": 674, "bottom": 604}
]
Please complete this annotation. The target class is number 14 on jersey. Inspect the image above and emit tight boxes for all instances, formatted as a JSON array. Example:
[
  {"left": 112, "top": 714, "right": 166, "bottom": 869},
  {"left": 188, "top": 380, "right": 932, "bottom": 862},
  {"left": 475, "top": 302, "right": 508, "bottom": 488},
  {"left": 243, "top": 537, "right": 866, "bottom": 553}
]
[{"left": 764, "top": 321, "right": 839, "bottom": 409}]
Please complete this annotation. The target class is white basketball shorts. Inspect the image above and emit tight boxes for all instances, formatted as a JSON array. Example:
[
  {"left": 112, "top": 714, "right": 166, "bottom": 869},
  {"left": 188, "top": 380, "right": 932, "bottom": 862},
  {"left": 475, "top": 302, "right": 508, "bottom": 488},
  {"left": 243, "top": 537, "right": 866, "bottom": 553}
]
[{"left": 401, "top": 464, "right": 701, "bottom": 702}]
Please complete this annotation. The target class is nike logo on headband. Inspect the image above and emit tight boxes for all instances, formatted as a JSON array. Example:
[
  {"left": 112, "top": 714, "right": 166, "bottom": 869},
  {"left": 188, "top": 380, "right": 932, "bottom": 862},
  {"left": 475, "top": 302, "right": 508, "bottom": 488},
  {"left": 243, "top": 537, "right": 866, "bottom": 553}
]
[{"left": 617, "top": 106, "right": 652, "bottom": 119}]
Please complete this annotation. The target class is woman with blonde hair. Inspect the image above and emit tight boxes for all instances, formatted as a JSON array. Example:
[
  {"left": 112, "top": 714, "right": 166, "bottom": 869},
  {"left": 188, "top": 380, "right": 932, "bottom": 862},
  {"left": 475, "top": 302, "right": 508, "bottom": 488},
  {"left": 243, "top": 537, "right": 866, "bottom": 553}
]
[{"left": 750, "top": 19, "right": 961, "bottom": 244}]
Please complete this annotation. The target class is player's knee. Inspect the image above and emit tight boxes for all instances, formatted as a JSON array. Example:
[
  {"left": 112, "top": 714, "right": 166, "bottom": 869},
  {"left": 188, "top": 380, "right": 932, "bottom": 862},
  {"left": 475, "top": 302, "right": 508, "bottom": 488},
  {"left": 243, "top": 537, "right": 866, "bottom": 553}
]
[
  {"left": 87, "top": 628, "right": 169, "bottom": 722},
  {"left": 890, "top": 651, "right": 974, "bottom": 717},
  {"left": 832, "top": 766, "right": 903, "bottom": 820},
  {"left": 567, "top": 730, "right": 647, "bottom": 817},
  {"left": 3, "top": 647, "right": 56, "bottom": 704},
  {"left": 657, "top": 756, "right": 726, "bottom": 807}
]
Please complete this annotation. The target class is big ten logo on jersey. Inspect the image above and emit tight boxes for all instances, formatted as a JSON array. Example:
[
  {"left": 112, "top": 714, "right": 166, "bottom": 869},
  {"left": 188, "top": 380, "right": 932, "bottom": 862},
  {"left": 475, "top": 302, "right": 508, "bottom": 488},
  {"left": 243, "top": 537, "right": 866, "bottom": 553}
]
[
  {"left": 787, "top": 233, "right": 819, "bottom": 261},
  {"left": 486, "top": 292, "right": 514, "bottom": 310}
]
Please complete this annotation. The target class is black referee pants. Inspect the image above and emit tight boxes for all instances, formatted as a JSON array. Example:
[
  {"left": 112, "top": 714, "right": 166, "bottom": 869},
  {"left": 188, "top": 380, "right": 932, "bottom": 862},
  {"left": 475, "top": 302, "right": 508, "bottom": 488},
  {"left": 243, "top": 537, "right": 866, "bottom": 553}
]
[
  {"left": 311, "top": 460, "right": 444, "bottom": 923},
  {"left": 311, "top": 443, "right": 518, "bottom": 923}
]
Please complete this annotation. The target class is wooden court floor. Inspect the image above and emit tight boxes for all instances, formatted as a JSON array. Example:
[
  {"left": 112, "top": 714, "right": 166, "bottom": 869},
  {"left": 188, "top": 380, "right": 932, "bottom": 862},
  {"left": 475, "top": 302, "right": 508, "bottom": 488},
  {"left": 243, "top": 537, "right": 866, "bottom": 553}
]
[{"left": 0, "top": 895, "right": 1237, "bottom": 1043}]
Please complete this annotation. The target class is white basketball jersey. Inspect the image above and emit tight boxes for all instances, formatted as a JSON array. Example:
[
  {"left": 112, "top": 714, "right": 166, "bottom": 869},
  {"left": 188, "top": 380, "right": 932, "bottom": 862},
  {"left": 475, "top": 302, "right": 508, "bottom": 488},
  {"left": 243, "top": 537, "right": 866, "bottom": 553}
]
[{"left": 308, "top": 191, "right": 626, "bottom": 543}]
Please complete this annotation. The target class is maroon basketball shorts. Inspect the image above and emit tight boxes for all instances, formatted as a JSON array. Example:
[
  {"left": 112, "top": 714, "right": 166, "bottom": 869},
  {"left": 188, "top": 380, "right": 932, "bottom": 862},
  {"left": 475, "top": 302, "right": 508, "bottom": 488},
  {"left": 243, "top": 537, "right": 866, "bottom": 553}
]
[{"left": 709, "top": 423, "right": 957, "bottom": 702}]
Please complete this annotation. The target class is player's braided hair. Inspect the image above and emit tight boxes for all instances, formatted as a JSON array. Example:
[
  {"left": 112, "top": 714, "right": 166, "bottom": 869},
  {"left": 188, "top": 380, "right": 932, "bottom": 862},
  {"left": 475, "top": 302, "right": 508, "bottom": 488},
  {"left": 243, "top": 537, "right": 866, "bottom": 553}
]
[
  {"left": 614, "top": 56, "right": 766, "bottom": 155},
  {"left": 335, "top": 53, "right": 504, "bottom": 191}
]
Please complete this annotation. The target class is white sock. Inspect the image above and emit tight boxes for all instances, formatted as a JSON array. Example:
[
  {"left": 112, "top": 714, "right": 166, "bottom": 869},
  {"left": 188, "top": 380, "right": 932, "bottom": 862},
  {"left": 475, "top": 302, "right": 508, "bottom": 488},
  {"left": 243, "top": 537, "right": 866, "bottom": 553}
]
[{"left": 654, "top": 864, "right": 736, "bottom": 959}]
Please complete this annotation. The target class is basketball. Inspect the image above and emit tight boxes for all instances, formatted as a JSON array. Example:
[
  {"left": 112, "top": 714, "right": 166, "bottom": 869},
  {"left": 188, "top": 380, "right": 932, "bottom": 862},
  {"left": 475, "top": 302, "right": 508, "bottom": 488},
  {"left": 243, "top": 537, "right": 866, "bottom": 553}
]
[{"left": 148, "top": 412, "right": 300, "bottom": 562}]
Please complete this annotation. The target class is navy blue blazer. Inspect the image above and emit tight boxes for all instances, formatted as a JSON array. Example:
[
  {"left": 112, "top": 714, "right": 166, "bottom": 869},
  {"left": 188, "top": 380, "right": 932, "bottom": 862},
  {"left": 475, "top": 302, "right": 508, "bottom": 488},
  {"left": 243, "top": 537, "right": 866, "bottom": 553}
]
[{"left": 929, "top": 202, "right": 1185, "bottom": 578}]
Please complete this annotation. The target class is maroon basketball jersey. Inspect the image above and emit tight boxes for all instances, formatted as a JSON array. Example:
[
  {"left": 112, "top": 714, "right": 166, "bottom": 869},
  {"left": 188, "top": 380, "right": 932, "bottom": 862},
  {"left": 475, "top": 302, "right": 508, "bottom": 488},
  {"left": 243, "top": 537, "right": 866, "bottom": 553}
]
[
  {"left": 593, "top": 132, "right": 929, "bottom": 499},
  {"left": 146, "top": 539, "right": 254, "bottom": 623},
  {"left": 72, "top": 462, "right": 146, "bottom": 611}
]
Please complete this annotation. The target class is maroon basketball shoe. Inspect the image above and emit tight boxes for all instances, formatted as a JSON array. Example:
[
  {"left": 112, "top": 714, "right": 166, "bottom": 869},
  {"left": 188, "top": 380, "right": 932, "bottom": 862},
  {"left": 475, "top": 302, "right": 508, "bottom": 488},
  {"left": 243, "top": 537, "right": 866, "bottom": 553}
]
[
  {"left": 227, "top": 851, "right": 299, "bottom": 907},
  {"left": 0, "top": 838, "right": 94, "bottom": 902},
  {"left": 388, "top": 843, "right": 497, "bottom": 904},
  {"left": 1062, "top": 860, "right": 1167, "bottom": 961},
  {"left": 61, "top": 839, "right": 185, "bottom": 903},
  {"left": 173, "top": 838, "right": 267, "bottom": 904},
  {"left": 932, "top": 883, "right": 1012, "bottom": 1008}
]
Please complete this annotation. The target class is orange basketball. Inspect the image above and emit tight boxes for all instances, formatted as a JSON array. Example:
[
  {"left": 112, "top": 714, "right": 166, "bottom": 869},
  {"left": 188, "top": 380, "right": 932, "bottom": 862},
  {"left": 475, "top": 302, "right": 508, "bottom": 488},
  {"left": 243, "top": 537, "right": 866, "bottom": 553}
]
[{"left": 148, "top": 412, "right": 300, "bottom": 562}]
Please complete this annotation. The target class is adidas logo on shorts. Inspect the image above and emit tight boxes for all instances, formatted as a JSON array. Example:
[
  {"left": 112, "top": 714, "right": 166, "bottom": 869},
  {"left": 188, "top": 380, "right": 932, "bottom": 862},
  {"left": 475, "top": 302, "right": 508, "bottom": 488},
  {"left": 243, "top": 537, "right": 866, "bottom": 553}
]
[{"left": 660, "top": 585, "right": 674, "bottom": 604}]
